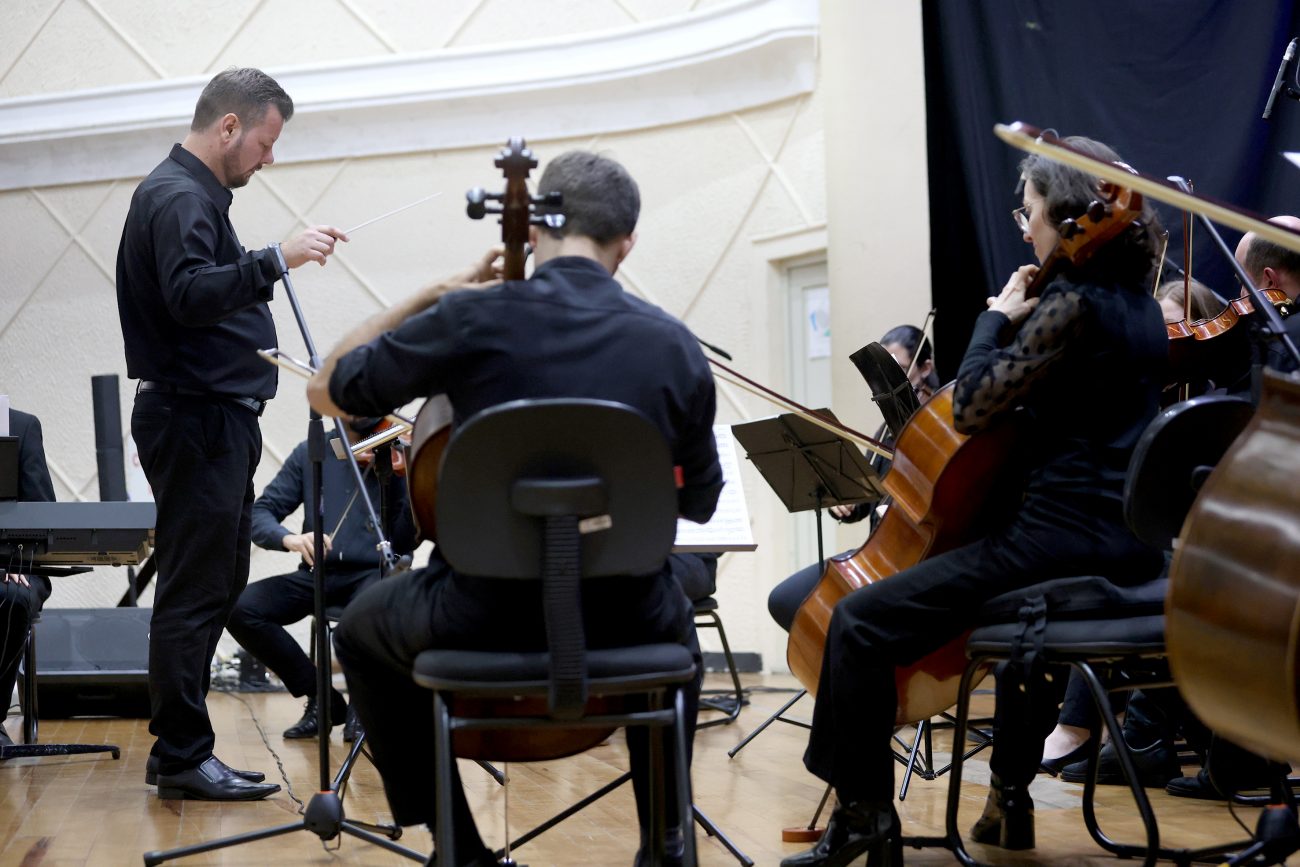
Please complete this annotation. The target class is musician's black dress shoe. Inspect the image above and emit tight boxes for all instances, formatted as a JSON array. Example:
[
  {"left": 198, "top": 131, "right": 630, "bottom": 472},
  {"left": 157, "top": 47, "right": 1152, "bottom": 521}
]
[
  {"left": 145, "top": 754, "right": 265, "bottom": 786},
  {"left": 970, "top": 775, "right": 1034, "bottom": 850},
  {"left": 1060, "top": 738, "right": 1181, "bottom": 787},
  {"left": 633, "top": 825, "right": 685, "bottom": 866},
  {"left": 343, "top": 705, "right": 363, "bottom": 743},
  {"left": 780, "top": 800, "right": 901, "bottom": 867},
  {"left": 284, "top": 689, "right": 349, "bottom": 739},
  {"left": 155, "top": 756, "right": 281, "bottom": 801}
]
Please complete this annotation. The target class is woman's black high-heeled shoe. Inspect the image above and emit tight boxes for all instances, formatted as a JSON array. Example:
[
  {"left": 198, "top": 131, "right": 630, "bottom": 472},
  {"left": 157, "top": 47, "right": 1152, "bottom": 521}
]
[
  {"left": 1039, "top": 739, "right": 1092, "bottom": 776},
  {"left": 780, "top": 800, "right": 902, "bottom": 867},
  {"left": 969, "top": 775, "right": 1035, "bottom": 850}
]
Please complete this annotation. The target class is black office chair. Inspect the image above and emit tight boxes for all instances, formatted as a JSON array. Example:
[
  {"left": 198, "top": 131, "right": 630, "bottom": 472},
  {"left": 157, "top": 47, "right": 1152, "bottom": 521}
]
[
  {"left": 411, "top": 399, "right": 699, "bottom": 865},
  {"left": 927, "top": 394, "right": 1258, "bottom": 867},
  {"left": 8, "top": 611, "right": 122, "bottom": 761}
]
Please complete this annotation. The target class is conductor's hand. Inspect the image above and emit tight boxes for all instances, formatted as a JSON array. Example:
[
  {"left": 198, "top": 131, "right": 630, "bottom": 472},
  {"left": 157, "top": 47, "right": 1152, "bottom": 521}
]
[
  {"left": 281, "top": 226, "right": 349, "bottom": 269},
  {"left": 987, "top": 264, "right": 1040, "bottom": 324},
  {"left": 283, "top": 532, "right": 332, "bottom": 566}
]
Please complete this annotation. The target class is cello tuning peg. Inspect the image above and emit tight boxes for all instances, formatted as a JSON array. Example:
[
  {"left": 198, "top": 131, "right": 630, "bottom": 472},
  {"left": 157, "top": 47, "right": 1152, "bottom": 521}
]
[
  {"left": 466, "top": 187, "right": 488, "bottom": 220},
  {"left": 531, "top": 213, "right": 566, "bottom": 229},
  {"left": 1086, "top": 200, "right": 1108, "bottom": 222},
  {"left": 532, "top": 191, "right": 563, "bottom": 207},
  {"left": 1058, "top": 218, "right": 1081, "bottom": 239}
]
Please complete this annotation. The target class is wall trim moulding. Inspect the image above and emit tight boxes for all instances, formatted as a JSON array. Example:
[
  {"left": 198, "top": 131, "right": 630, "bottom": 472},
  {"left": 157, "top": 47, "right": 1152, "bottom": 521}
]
[{"left": 0, "top": 0, "right": 817, "bottom": 191}]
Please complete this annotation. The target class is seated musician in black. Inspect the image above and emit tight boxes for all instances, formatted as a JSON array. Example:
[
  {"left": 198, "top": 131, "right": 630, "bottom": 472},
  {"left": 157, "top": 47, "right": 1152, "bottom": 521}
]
[
  {"left": 225, "top": 418, "right": 415, "bottom": 741},
  {"left": 307, "top": 151, "right": 723, "bottom": 867},
  {"left": 783, "top": 137, "right": 1168, "bottom": 867},
  {"left": 1, "top": 409, "right": 56, "bottom": 748},
  {"left": 1236, "top": 214, "right": 1300, "bottom": 376},
  {"left": 766, "top": 323, "right": 935, "bottom": 633}
]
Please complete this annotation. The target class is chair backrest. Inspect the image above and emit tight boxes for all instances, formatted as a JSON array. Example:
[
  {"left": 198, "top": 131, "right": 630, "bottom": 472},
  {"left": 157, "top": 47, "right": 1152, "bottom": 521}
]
[
  {"left": 434, "top": 399, "right": 680, "bottom": 717},
  {"left": 436, "top": 399, "right": 678, "bottom": 579},
  {"left": 1124, "top": 394, "right": 1254, "bottom": 550}
]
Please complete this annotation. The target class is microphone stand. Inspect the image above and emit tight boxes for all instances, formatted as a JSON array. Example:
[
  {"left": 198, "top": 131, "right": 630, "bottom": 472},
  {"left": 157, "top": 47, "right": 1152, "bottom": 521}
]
[{"left": 144, "top": 246, "right": 425, "bottom": 865}]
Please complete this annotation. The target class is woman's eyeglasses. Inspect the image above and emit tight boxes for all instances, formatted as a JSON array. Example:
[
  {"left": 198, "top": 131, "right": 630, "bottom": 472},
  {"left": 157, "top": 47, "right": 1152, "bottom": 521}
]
[{"left": 1012, "top": 206, "right": 1031, "bottom": 234}]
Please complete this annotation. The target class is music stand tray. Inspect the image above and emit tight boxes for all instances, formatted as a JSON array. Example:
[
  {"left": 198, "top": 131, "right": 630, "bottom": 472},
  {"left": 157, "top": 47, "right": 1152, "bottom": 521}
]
[{"left": 731, "top": 410, "right": 883, "bottom": 515}]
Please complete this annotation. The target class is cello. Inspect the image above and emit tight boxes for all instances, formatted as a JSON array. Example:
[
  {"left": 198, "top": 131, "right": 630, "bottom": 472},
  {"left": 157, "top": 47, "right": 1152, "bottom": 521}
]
[
  {"left": 405, "top": 137, "right": 560, "bottom": 541},
  {"left": 786, "top": 181, "right": 1145, "bottom": 723}
]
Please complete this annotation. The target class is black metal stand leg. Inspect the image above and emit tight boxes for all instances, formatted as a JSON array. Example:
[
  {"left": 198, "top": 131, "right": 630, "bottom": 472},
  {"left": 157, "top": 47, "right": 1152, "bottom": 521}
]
[
  {"left": 694, "top": 805, "right": 754, "bottom": 867},
  {"left": 728, "top": 689, "right": 808, "bottom": 758}
]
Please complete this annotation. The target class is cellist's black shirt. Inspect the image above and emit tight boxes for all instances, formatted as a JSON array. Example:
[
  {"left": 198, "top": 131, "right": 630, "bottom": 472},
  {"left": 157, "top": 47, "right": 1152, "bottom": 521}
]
[
  {"left": 953, "top": 275, "right": 1169, "bottom": 510},
  {"left": 116, "top": 144, "right": 280, "bottom": 399},
  {"left": 330, "top": 255, "right": 723, "bottom": 523}
]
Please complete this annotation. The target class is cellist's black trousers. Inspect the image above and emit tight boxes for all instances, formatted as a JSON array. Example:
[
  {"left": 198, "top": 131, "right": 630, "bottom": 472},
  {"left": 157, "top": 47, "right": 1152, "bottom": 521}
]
[
  {"left": 333, "top": 555, "right": 702, "bottom": 862},
  {"left": 802, "top": 495, "right": 1162, "bottom": 803}
]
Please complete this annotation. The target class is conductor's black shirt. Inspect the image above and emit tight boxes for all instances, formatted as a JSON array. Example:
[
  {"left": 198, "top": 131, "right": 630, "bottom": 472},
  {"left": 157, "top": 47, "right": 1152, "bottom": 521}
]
[{"left": 116, "top": 144, "right": 280, "bottom": 399}]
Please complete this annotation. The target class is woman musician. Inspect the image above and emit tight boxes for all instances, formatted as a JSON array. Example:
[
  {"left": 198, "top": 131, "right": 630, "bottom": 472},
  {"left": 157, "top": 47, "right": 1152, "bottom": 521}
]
[{"left": 783, "top": 137, "right": 1168, "bottom": 867}]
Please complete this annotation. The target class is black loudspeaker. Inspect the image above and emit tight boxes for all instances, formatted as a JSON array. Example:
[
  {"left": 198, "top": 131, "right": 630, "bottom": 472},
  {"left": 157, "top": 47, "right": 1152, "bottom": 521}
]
[
  {"left": 19, "top": 607, "right": 151, "bottom": 718},
  {"left": 91, "top": 374, "right": 128, "bottom": 502}
]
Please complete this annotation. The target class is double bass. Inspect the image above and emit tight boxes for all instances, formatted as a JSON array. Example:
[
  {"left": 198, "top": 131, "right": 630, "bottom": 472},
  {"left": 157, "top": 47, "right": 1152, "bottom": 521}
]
[{"left": 787, "top": 182, "right": 1145, "bottom": 723}]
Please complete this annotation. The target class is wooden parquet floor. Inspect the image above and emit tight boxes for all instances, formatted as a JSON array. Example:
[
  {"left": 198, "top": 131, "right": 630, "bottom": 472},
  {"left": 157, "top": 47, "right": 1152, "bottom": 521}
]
[{"left": 0, "top": 673, "right": 1273, "bottom": 866}]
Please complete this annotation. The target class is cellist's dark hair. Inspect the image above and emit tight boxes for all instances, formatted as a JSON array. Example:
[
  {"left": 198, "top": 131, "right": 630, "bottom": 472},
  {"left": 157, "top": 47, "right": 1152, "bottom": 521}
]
[
  {"left": 537, "top": 150, "right": 639, "bottom": 245},
  {"left": 191, "top": 67, "right": 293, "bottom": 132},
  {"left": 1017, "top": 136, "right": 1163, "bottom": 289}
]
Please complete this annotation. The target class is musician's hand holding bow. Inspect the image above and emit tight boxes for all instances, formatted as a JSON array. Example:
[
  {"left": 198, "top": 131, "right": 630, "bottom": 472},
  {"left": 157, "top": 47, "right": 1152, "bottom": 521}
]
[
  {"left": 283, "top": 532, "right": 332, "bottom": 566},
  {"left": 987, "top": 264, "right": 1041, "bottom": 324},
  {"left": 2, "top": 573, "right": 29, "bottom": 587}
]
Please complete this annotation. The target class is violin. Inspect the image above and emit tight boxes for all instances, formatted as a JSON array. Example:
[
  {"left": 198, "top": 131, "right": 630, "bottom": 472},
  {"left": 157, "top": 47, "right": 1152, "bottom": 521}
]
[
  {"left": 787, "top": 178, "right": 1145, "bottom": 720},
  {"left": 406, "top": 138, "right": 559, "bottom": 540},
  {"left": 354, "top": 419, "right": 409, "bottom": 476}
]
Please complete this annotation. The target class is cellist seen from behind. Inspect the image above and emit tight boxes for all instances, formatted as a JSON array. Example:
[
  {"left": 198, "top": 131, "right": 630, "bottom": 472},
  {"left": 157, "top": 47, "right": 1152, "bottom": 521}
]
[
  {"left": 784, "top": 137, "right": 1168, "bottom": 867},
  {"left": 307, "top": 150, "right": 722, "bottom": 867}
]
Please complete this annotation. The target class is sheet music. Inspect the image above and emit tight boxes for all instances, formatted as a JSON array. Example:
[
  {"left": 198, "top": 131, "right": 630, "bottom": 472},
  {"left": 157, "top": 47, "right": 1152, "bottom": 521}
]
[{"left": 673, "top": 425, "right": 757, "bottom": 553}]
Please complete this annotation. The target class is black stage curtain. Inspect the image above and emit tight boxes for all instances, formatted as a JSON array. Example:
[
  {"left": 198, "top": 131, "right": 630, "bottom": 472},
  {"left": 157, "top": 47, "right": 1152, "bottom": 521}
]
[{"left": 923, "top": 1, "right": 1300, "bottom": 378}]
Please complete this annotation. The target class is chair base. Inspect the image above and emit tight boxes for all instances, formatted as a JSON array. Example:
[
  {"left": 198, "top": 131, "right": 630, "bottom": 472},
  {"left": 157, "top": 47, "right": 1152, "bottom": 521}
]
[
  {"left": 499, "top": 770, "right": 754, "bottom": 867},
  {"left": 727, "top": 689, "right": 808, "bottom": 758},
  {"left": 695, "top": 603, "right": 747, "bottom": 729}
]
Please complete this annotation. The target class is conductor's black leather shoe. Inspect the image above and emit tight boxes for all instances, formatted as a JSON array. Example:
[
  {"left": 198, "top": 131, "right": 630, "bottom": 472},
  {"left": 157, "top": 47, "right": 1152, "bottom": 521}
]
[
  {"left": 970, "top": 775, "right": 1035, "bottom": 850},
  {"left": 780, "top": 800, "right": 901, "bottom": 867},
  {"left": 145, "top": 754, "right": 265, "bottom": 786},
  {"left": 283, "top": 690, "right": 348, "bottom": 739},
  {"left": 156, "top": 756, "right": 280, "bottom": 801},
  {"left": 343, "top": 705, "right": 363, "bottom": 743}
]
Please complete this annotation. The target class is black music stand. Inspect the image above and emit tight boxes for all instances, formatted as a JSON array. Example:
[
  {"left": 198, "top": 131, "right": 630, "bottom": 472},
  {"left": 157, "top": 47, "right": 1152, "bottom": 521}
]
[
  {"left": 725, "top": 413, "right": 882, "bottom": 768},
  {"left": 731, "top": 411, "right": 882, "bottom": 574}
]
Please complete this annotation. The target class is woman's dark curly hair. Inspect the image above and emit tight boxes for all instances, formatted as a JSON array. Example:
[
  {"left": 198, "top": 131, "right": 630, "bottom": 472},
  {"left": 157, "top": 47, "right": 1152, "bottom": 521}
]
[{"left": 1018, "top": 136, "right": 1163, "bottom": 290}]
